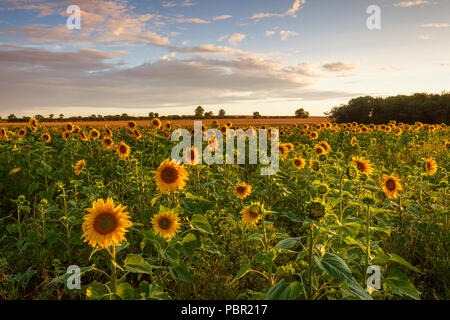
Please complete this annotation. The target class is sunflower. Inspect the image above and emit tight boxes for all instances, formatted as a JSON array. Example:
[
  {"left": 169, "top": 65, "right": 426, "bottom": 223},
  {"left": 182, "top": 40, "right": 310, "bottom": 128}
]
[
  {"left": 62, "top": 131, "right": 71, "bottom": 141},
  {"left": 424, "top": 158, "right": 437, "bottom": 175},
  {"left": 78, "top": 130, "right": 89, "bottom": 141},
  {"left": 89, "top": 129, "right": 100, "bottom": 140},
  {"left": 103, "top": 126, "right": 113, "bottom": 137},
  {"left": 240, "top": 203, "right": 262, "bottom": 226},
  {"left": 28, "top": 117, "right": 38, "bottom": 128},
  {"left": 350, "top": 137, "right": 357, "bottom": 146},
  {"left": 292, "top": 157, "right": 306, "bottom": 169},
  {"left": 65, "top": 123, "right": 74, "bottom": 133},
  {"left": 133, "top": 129, "right": 142, "bottom": 140},
  {"left": 309, "top": 131, "right": 319, "bottom": 140},
  {"left": 234, "top": 182, "right": 252, "bottom": 200},
  {"left": 309, "top": 159, "right": 320, "bottom": 171},
  {"left": 41, "top": 132, "right": 51, "bottom": 143},
  {"left": 207, "top": 136, "right": 219, "bottom": 151},
  {"left": 314, "top": 145, "right": 325, "bottom": 156},
  {"left": 151, "top": 118, "right": 162, "bottom": 129},
  {"left": 381, "top": 174, "right": 403, "bottom": 199},
  {"left": 128, "top": 121, "right": 137, "bottom": 129},
  {"left": 154, "top": 159, "right": 188, "bottom": 194},
  {"left": 151, "top": 211, "right": 181, "bottom": 240},
  {"left": 184, "top": 147, "right": 200, "bottom": 165},
  {"left": 17, "top": 128, "right": 26, "bottom": 138},
  {"left": 352, "top": 156, "right": 374, "bottom": 175},
  {"left": 81, "top": 198, "right": 132, "bottom": 249},
  {"left": 74, "top": 159, "right": 86, "bottom": 175},
  {"left": 318, "top": 141, "right": 331, "bottom": 154},
  {"left": 102, "top": 137, "right": 114, "bottom": 149},
  {"left": 278, "top": 143, "right": 289, "bottom": 160},
  {"left": 117, "top": 141, "right": 131, "bottom": 159}
]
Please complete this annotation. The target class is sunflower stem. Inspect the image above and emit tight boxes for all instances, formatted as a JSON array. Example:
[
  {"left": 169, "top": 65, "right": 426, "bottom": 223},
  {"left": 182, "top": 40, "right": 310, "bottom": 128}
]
[
  {"left": 307, "top": 219, "right": 314, "bottom": 300},
  {"left": 110, "top": 245, "right": 117, "bottom": 296}
]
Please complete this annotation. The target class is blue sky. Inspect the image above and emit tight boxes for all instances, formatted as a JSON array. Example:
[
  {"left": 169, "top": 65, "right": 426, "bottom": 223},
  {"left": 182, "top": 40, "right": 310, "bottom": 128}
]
[{"left": 0, "top": 0, "right": 449, "bottom": 117}]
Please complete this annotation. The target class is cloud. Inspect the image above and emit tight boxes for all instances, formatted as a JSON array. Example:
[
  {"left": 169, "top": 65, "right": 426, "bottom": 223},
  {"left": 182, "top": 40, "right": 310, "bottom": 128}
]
[
  {"left": 169, "top": 44, "right": 248, "bottom": 55},
  {"left": 251, "top": 0, "right": 305, "bottom": 20},
  {"left": 213, "top": 15, "right": 232, "bottom": 21},
  {"left": 418, "top": 34, "right": 432, "bottom": 40},
  {"left": 2, "top": 1, "right": 169, "bottom": 47},
  {"left": 322, "top": 62, "right": 357, "bottom": 73},
  {"left": 280, "top": 30, "right": 299, "bottom": 41},
  {"left": 175, "top": 17, "right": 210, "bottom": 24},
  {"left": 162, "top": 0, "right": 195, "bottom": 8},
  {"left": 440, "top": 63, "right": 450, "bottom": 67},
  {"left": 265, "top": 30, "right": 275, "bottom": 36},
  {"left": 393, "top": 1, "right": 430, "bottom": 7},
  {"left": 228, "top": 33, "right": 246, "bottom": 46},
  {"left": 420, "top": 23, "right": 450, "bottom": 28}
]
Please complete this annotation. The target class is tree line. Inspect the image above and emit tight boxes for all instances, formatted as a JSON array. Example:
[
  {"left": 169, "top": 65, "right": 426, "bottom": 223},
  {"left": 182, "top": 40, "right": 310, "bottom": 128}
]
[{"left": 326, "top": 92, "right": 449, "bottom": 124}]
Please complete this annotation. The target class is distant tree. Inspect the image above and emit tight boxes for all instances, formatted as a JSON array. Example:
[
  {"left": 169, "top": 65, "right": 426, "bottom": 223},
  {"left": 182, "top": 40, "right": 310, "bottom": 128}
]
[
  {"left": 154, "top": 113, "right": 159, "bottom": 118},
  {"left": 218, "top": 109, "right": 226, "bottom": 118},
  {"left": 7, "top": 114, "right": 17, "bottom": 122},
  {"left": 59, "top": 114, "right": 64, "bottom": 120},
  {"left": 295, "top": 108, "right": 309, "bottom": 118},
  {"left": 205, "top": 111, "right": 213, "bottom": 118},
  {"left": 253, "top": 111, "right": 261, "bottom": 119},
  {"left": 121, "top": 113, "right": 129, "bottom": 120},
  {"left": 49, "top": 114, "right": 54, "bottom": 121},
  {"left": 35, "top": 114, "right": 44, "bottom": 120},
  {"left": 148, "top": 112, "right": 155, "bottom": 119},
  {"left": 195, "top": 106, "right": 205, "bottom": 117}
]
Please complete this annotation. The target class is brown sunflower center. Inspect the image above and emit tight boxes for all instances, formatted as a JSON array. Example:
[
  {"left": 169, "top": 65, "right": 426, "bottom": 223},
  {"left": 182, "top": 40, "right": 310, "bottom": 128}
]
[
  {"left": 386, "top": 179, "right": 396, "bottom": 191},
  {"left": 249, "top": 209, "right": 259, "bottom": 218},
  {"left": 93, "top": 213, "right": 118, "bottom": 235},
  {"left": 356, "top": 161, "right": 364, "bottom": 171},
  {"left": 119, "top": 145, "right": 128, "bottom": 154},
  {"left": 236, "top": 186, "right": 245, "bottom": 194},
  {"left": 161, "top": 166, "right": 179, "bottom": 184},
  {"left": 294, "top": 160, "right": 301, "bottom": 166},
  {"left": 158, "top": 217, "right": 172, "bottom": 230}
]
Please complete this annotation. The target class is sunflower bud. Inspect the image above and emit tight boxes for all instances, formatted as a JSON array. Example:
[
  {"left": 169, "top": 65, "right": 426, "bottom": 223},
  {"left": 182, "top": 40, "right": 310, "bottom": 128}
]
[
  {"left": 345, "top": 166, "right": 359, "bottom": 180},
  {"left": 336, "top": 152, "right": 344, "bottom": 159},
  {"left": 307, "top": 202, "right": 326, "bottom": 220},
  {"left": 317, "top": 184, "right": 329, "bottom": 195},
  {"left": 118, "top": 159, "right": 127, "bottom": 167}
]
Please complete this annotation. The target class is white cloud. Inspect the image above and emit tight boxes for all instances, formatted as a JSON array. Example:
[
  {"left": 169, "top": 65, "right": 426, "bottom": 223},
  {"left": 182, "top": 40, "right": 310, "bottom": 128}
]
[
  {"left": 280, "top": 30, "right": 299, "bottom": 41},
  {"left": 251, "top": 0, "right": 306, "bottom": 20},
  {"left": 175, "top": 17, "right": 210, "bottom": 24},
  {"left": 393, "top": 1, "right": 430, "bottom": 7},
  {"left": 265, "top": 30, "right": 275, "bottom": 36},
  {"left": 213, "top": 15, "right": 232, "bottom": 21},
  {"left": 322, "top": 61, "right": 357, "bottom": 72},
  {"left": 418, "top": 34, "right": 432, "bottom": 40},
  {"left": 420, "top": 23, "right": 450, "bottom": 28},
  {"left": 228, "top": 33, "right": 246, "bottom": 46}
]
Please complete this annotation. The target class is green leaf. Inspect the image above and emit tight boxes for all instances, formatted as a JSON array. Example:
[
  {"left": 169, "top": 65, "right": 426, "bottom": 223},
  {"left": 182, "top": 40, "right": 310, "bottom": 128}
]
[
  {"left": 265, "top": 280, "right": 302, "bottom": 300},
  {"left": 275, "top": 237, "right": 302, "bottom": 249},
  {"left": 388, "top": 254, "right": 421, "bottom": 273},
  {"left": 231, "top": 264, "right": 251, "bottom": 284},
  {"left": 254, "top": 250, "right": 276, "bottom": 271},
  {"left": 318, "top": 252, "right": 352, "bottom": 282},
  {"left": 169, "top": 261, "right": 192, "bottom": 283},
  {"left": 116, "top": 282, "right": 137, "bottom": 300},
  {"left": 385, "top": 269, "right": 420, "bottom": 300},
  {"left": 86, "top": 281, "right": 109, "bottom": 300},
  {"left": 138, "top": 281, "right": 171, "bottom": 300},
  {"left": 345, "top": 277, "right": 373, "bottom": 300},
  {"left": 124, "top": 254, "right": 153, "bottom": 274},
  {"left": 179, "top": 233, "right": 198, "bottom": 259},
  {"left": 190, "top": 214, "right": 212, "bottom": 234}
]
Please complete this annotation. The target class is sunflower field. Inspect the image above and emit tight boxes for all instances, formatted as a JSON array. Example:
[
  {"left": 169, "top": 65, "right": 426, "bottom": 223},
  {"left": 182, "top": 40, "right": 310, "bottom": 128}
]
[{"left": 0, "top": 118, "right": 448, "bottom": 300}]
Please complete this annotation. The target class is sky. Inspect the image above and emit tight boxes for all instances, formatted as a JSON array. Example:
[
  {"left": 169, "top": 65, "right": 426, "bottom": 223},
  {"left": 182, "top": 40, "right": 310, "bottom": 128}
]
[{"left": 0, "top": 0, "right": 449, "bottom": 117}]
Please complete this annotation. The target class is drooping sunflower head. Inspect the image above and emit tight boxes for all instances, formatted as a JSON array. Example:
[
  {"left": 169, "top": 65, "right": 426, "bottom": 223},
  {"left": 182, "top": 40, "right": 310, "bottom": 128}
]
[
  {"left": 102, "top": 137, "right": 114, "bottom": 149},
  {"left": 278, "top": 143, "right": 289, "bottom": 160},
  {"left": 307, "top": 201, "right": 326, "bottom": 220},
  {"left": 29, "top": 117, "right": 38, "bottom": 128},
  {"left": 309, "top": 159, "right": 320, "bottom": 171},
  {"left": 292, "top": 157, "right": 306, "bottom": 170},
  {"left": 103, "top": 126, "right": 113, "bottom": 137},
  {"left": 155, "top": 159, "right": 188, "bottom": 194},
  {"left": 82, "top": 198, "right": 132, "bottom": 249},
  {"left": 423, "top": 158, "right": 437, "bottom": 175},
  {"left": 240, "top": 202, "right": 263, "bottom": 226},
  {"left": 41, "top": 132, "right": 51, "bottom": 143},
  {"left": 74, "top": 159, "right": 86, "bottom": 175},
  {"left": 381, "top": 174, "right": 403, "bottom": 199},
  {"left": 234, "top": 182, "right": 252, "bottom": 200},
  {"left": 151, "top": 210, "right": 181, "bottom": 240},
  {"left": 319, "top": 141, "right": 331, "bottom": 153},
  {"left": 350, "top": 136, "right": 357, "bottom": 146},
  {"left": 184, "top": 147, "right": 200, "bottom": 165},
  {"left": 117, "top": 141, "right": 131, "bottom": 159},
  {"left": 89, "top": 129, "right": 100, "bottom": 140},
  {"left": 62, "top": 131, "right": 71, "bottom": 141},
  {"left": 352, "top": 156, "right": 374, "bottom": 175}
]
